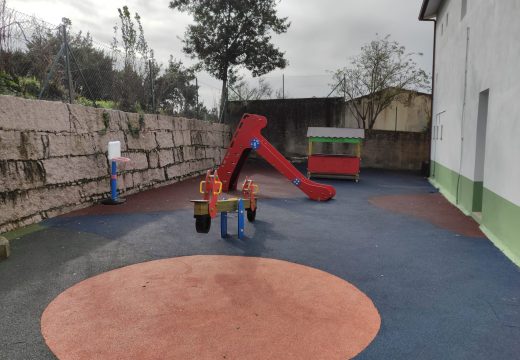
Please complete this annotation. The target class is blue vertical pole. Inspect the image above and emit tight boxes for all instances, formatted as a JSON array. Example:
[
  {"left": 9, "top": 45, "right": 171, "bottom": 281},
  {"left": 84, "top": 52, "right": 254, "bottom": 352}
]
[
  {"left": 110, "top": 160, "right": 118, "bottom": 201},
  {"left": 221, "top": 212, "right": 228, "bottom": 239},
  {"left": 237, "top": 199, "right": 245, "bottom": 239}
]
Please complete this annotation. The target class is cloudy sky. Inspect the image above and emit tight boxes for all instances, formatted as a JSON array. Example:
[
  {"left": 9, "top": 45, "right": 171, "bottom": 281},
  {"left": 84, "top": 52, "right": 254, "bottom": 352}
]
[{"left": 7, "top": 0, "right": 433, "bottom": 107}]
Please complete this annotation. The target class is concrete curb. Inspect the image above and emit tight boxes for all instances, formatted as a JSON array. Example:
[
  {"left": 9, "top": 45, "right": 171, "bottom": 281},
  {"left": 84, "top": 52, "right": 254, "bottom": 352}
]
[{"left": 0, "top": 236, "right": 10, "bottom": 259}]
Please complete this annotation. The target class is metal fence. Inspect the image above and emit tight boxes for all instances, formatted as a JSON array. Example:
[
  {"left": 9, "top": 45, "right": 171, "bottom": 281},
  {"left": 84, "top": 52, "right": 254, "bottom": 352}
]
[
  {"left": 1, "top": 7, "right": 342, "bottom": 119},
  {"left": 227, "top": 74, "right": 342, "bottom": 101},
  {"left": 0, "top": 7, "right": 206, "bottom": 117}
]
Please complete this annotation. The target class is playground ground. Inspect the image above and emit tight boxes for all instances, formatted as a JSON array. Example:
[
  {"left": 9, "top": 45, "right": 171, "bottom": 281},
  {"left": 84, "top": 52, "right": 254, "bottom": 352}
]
[{"left": 1, "top": 160, "right": 520, "bottom": 359}]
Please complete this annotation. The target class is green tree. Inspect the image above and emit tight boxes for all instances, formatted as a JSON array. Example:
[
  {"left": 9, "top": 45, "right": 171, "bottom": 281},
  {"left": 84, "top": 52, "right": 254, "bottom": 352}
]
[
  {"left": 331, "top": 35, "right": 430, "bottom": 129},
  {"left": 169, "top": 0, "right": 290, "bottom": 120},
  {"left": 112, "top": 5, "right": 152, "bottom": 111},
  {"left": 155, "top": 56, "right": 198, "bottom": 115},
  {"left": 68, "top": 32, "right": 114, "bottom": 101}
]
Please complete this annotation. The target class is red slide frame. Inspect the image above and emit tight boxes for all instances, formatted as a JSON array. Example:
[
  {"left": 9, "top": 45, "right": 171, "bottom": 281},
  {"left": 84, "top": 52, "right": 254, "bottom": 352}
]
[{"left": 217, "top": 114, "right": 336, "bottom": 201}]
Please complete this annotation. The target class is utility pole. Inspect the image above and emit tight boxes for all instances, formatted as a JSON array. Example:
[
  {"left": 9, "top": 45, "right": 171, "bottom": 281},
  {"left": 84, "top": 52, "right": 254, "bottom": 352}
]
[
  {"left": 282, "top": 74, "right": 285, "bottom": 99},
  {"left": 62, "top": 24, "right": 74, "bottom": 104},
  {"left": 343, "top": 74, "right": 346, "bottom": 100},
  {"left": 395, "top": 106, "right": 398, "bottom": 131},
  {"left": 149, "top": 60, "right": 155, "bottom": 112},
  {"left": 195, "top": 77, "right": 199, "bottom": 118}
]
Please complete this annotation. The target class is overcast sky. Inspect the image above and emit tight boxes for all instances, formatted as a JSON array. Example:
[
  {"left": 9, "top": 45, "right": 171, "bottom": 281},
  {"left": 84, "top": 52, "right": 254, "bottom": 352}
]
[{"left": 7, "top": 0, "right": 433, "bottom": 107}]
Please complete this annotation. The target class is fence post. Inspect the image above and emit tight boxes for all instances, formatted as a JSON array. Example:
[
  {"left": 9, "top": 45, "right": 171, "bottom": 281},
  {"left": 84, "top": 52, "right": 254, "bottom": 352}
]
[
  {"left": 195, "top": 77, "right": 199, "bottom": 118},
  {"left": 149, "top": 60, "right": 155, "bottom": 112},
  {"left": 343, "top": 74, "right": 346, "bottom": 100},
  {"left": 62, "top": 24, "right": 74, "bottom": 104},
  {"left": 282, "top": 73, "right": 285, "bottom": 99}
]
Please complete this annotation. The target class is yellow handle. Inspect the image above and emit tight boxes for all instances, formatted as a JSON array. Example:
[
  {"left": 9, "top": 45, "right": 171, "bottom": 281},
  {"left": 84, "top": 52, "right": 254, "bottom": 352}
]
[
  {"left": 215, "top": 181, "right": 222, "bottom": 195},
  {"left": 200, "top": 180, "right": 222, "bottom": 194},
  {"left": 253, "top": 184, "right": 259, "bottom": 194}
]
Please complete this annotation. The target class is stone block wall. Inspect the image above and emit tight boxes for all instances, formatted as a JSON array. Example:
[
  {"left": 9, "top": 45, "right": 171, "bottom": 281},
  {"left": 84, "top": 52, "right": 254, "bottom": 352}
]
[{"left": 0, "top": 96, "right": 231, "bottom": 233}]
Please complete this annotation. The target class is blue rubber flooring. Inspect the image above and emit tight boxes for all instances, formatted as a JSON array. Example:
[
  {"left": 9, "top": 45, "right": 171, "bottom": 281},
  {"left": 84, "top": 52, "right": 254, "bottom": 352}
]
[{"left": 1, "top": 169, "right": 519, "bottom": 359}]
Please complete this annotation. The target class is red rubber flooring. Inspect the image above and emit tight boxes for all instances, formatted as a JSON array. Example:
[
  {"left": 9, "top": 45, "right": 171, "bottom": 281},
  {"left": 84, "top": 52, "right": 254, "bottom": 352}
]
[
  {"left": 369, "top": 193, "right": 485, "bottom": 238},
  {"left": 41, "top": 256, "right": 380, "bottom": 360},
  {"left": 64, "top": 161, "right": 302, "bottom": 217}
]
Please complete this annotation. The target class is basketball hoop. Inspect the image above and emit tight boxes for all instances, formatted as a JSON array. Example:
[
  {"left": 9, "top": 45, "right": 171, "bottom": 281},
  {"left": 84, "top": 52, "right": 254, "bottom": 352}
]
[{"left": 103, "top": 141, "right": 132, "bottom": 205}]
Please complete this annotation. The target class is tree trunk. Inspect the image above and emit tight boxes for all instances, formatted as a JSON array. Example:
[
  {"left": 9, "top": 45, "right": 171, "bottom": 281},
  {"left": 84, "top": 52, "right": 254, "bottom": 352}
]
[{"left": 218, "top": 71, "right": 228, "bottom": 123}]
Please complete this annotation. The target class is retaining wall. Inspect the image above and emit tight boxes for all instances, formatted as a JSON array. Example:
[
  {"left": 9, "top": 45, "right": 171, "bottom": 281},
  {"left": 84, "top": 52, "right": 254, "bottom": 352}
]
[{"left": 0, "top": 96, "right": 231, "bottom": 233}]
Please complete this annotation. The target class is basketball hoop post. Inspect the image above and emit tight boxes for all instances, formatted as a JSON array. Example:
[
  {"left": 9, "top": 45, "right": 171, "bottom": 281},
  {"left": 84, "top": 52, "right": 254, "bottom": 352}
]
[{"left": 102, "top": 141, "right": 130, "bottom": 205}]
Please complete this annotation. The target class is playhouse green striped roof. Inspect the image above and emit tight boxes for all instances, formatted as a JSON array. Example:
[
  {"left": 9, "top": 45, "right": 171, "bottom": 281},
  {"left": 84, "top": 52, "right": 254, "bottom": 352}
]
[{"left": 307, "top": 127, "right": 365, "bottom": 143}]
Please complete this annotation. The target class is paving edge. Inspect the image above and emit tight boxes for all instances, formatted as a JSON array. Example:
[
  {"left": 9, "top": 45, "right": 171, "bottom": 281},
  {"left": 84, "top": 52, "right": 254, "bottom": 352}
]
[{"left": 0, "top": 236, "right": 10, "bottom": 259}]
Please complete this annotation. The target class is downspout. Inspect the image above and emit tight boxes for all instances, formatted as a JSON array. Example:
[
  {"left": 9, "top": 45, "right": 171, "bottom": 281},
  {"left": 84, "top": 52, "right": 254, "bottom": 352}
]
[
  {"left": 419, "top": 15, "right": 436, "bottom": 178},
  {"left": 456, "top": 27, "right": 470, "bottom": 206}
]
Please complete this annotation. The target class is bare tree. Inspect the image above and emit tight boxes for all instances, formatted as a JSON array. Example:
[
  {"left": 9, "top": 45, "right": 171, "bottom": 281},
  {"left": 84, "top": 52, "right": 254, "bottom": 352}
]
[
  {"left": 229, "top": 77, "right": 273, "bottom": 101},
  {"left": 331, "top": 35, "right": 430, "bottom": 129}
]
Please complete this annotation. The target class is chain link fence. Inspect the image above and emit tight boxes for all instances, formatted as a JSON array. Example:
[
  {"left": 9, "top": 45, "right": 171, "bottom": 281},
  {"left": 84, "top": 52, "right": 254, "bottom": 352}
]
[
  {"left": 0, "top": 6, "right": 212, "bottom": 118},
  {"left": 227, "top": 74, "right": 343, "bottom": 101},
  {"left": 1, "top": 6, "right": 343, "bottom": 120}
]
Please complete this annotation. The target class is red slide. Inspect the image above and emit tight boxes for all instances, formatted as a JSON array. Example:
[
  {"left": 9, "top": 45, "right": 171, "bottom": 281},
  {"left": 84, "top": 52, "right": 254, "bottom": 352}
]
[{"left": 217, "top": 114, "right": 336, "bottom": 201}]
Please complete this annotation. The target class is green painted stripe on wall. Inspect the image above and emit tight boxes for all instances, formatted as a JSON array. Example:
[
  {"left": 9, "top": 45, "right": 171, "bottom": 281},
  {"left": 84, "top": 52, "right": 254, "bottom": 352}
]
[
  {"left": 481, "top": 189, "right": 520, "bottom": 265},
  {"left": 429, "top": 161, "right": 520, "bottom": 266},
  {"left": 429, "top": 161, "right": 471, "bottom": 214}
]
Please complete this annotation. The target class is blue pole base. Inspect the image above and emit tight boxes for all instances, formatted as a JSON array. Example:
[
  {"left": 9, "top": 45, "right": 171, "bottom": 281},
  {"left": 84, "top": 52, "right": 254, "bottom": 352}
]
[
  {"left": 101, "top": 197, "right": 126, "bottom": 205},
  {"left": 220, "top": 212, "right": 228, "bottom": 239}
]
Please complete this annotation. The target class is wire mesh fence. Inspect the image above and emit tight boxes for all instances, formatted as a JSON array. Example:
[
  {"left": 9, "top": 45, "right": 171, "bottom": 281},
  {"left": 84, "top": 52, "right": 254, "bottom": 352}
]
[
  {"left": 227, "top": 74, "right": 342, "bottom": 101},
  {"left": 1, "top": 6, "right": 342, "bottom": 120},
  {"left": 0, "top": 6, "right": 210, "bottom": 118}
]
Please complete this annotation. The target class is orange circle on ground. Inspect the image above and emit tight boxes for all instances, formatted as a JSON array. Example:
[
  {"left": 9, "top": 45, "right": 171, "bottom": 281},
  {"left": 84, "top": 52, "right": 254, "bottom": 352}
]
[{"left": 41, "top": 256, "right": 380, "bottom": 360}]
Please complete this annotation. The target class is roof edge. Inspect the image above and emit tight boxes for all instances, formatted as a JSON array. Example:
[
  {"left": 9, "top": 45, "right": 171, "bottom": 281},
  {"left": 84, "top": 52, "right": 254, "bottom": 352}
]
[{"left": 419, "top": 0, "right": 430, "bottom": 20}]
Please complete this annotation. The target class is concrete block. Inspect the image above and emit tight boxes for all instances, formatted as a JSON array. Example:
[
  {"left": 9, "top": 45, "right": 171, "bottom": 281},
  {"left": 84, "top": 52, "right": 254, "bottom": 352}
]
[
  {"left": 67, "top": 104, "right": 105, "bottom": 133},
  {"left": 0, "top": 160, "right": 46, "bottom": 192},
  {"left": 173, "top": 130, "right": 185, "bottom": 147},
  {"left": 43, "top": 154, "right": 108, "bottom": 185},
  {"left": 122, "top": 152, "right": 148, "bottom": 171},
  {"left": 183, "top": 146, "right": 196, "bottom": 161},
  {"left": 148, "top": 150, "right": 159, "bottom": 168},
  {"left": 104, "top": 110, "right": 126, "bottom": 132},
  {"left": 0, "top": 96, "right": 70, "bottom": 132},
  {"left": 158, "top": 149, "right": 175, "bottom": 167},
  {"left": 155, "top": 131, "right": 174, "bottom": 148},
  {"left": 0, "top": 131, "right": 46, "bottom": 160},
  {"left": 80, "top": 179, "right": 110, "bottom": 199},
  {"left": 47, "top": 133, "right": 97, "bottom": 157},
  {"left": 95, "top": 131, "right": 127, "bottom": 154},
  {"left": 191, "top": 131, "right": 203, "bottom": 146},
  {"left": 174, "top": 117, "right": 189, "bottom": 131},
  {"left": 142, "top": 114, "right": 159, "bottom": 130},
  {"left": 158, "top": 115, "right": 175, "bottom": 130},
  {"left": 194, "top": 146, "right": 206, "bottom": 159},
  {"left": 173, "top": 148, "right": 184, "bottom": 163},
  {"left": 140, "top": 168, "right": 166, "bottom": 185},
  {"left": 182, "top": 130, "right": 192, "bottom": 146},
  {"left": 126, "top": 132, "right": 157, "bottom": 151},
  {"left": 203, "top": 131, "right": 218, "bottom": 147},
  {"left": 0, "top": 236, "right": 10, "bottom": 259},
  {"left": 166, "top": 164, "right": 182, "bottom": 179}
]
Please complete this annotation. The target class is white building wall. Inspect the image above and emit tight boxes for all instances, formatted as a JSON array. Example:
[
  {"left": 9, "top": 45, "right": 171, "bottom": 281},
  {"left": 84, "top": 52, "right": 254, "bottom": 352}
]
[{"left": 432, "top": 0, "right": 520, "bottom": 206}]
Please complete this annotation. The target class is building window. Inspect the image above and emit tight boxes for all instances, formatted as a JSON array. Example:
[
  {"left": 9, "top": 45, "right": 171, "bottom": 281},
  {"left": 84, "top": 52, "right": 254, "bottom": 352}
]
[{"left": 461, "top": 0, "right": 467, "bottom": 19}]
